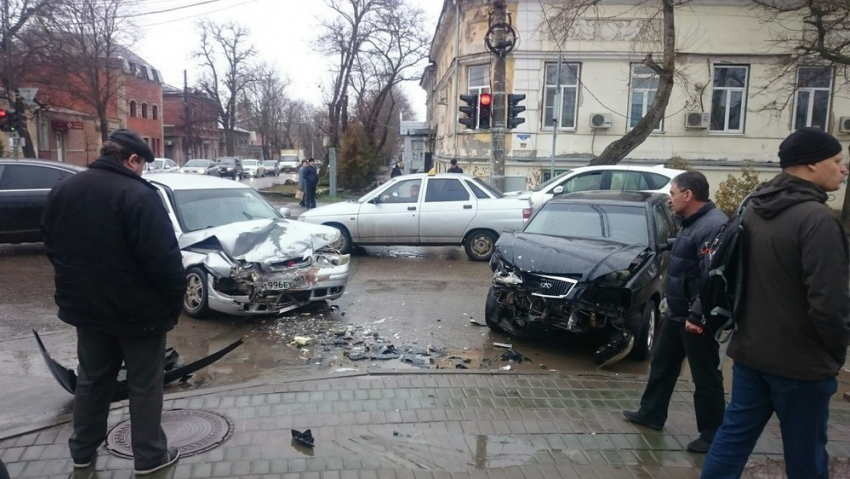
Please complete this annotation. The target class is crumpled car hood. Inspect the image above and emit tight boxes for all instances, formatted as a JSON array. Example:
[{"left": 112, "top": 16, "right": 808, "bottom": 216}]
[
  {"left": 495, "top": 231, "right": 648, "bottom": 280},
  {"left": 179, "top": 218, "right": 339, "bottom": 262}
]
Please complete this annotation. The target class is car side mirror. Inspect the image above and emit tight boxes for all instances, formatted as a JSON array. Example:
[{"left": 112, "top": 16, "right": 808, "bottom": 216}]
[
  {"left": 278, "top": 206, "right": 292, "bottom": 218},
  {"left": 553, "top": 186, "right": 564, "bottom": 195},
  {"left": 369, "top": 197, "right": 381, "bottom": 205}
]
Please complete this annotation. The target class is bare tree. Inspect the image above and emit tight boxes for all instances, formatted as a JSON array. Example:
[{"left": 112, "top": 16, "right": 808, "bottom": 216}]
[
  {"left": 243, "top": 64, "right": 288, "bottom": 159},
  {"left": 28, "top": 0, "right": 133, "bottom": 142},
  {"left": 544, "top": 0, "right": 677, "bottom": 166},
  {"left": 194, "top": 20, "right": 256, "bottom": 156}
]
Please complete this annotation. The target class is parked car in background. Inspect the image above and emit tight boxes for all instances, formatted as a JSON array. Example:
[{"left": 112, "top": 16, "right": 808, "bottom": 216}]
[
  {"left": 508, "top": 165, "right": 683, "bottom": 210},
  {"left": 142, "top": 161, "right": 164, "bottom": 174},
  {"left": 486, "top": 191, "right": 675, "bottom": 366},
  {"left": 215, "top": 157, "right": 243, "bottom": 180},
  {"left": 299, "top": 173, "right": 532, "bottom": 261},
  {"left": 242, "top": 159, "right": 265, "bottom": 177},
  {"left": 263, "top": 160, "right": 280, "bottom": 176},
  {"left": 147, "top": 174, "right": 351, "bottom": 318},
  {"left": 180, "top": 159, "right": 220, "bottom": 176},
  {"left": 278, "top": 154, "right": 300, "bottom": 173},
  {"left": 0, "top": 159, "right": 85, "bottom": 244},
  {"left": 154, "top": 158, "right": 179, "bottom": 173}
]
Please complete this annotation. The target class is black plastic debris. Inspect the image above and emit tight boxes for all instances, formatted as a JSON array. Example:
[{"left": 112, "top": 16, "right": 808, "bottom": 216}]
[
  {"left": 455, "top": 364, "right": 468, "bottom": 369},
  {"left": 500, "top": 349, "right": 528, "bottom": 364},
  {"left": 400, "top": 355, "right": 430, "bottom": 368},
  {"left": 291, "top": 429, "right": 314, "bottom": 448}
]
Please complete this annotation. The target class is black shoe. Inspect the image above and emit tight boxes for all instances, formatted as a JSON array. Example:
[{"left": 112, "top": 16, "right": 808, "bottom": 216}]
[
  {"left": 134, "top": 447, "right": 180, "bottom": 476},
  {"left": 686, "top": 437, "right": 711, "bottom": 453},
  {"left": 72, "top": 456, "right": 94, "bottom": 469},
  {"left": 622, "top": 410, "right": 664, "bottom": 431}
]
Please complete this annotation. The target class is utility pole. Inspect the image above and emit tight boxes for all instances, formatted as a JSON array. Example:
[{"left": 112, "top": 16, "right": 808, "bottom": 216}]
[
  {"left": 489, "top": 0, "right": 507, "bottom": 192},
  {"left": 183, "top": 70, "right": 190, "bottom": 163}
]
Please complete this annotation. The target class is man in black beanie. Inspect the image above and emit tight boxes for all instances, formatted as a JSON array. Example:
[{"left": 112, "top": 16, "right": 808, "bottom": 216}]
[
  {"left": 702, "top": 127, "right": 850, "bottom": 479},
  {"left": 41, "top": 128, "right": 185, "bottom": 475}
]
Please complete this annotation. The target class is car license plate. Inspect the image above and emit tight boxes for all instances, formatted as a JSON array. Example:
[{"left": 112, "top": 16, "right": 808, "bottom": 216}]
[{"left": 265, "top": 277, "right": 304, "bottom": 291}]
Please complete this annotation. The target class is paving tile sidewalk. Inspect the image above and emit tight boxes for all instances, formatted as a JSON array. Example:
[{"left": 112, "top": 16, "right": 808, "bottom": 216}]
[{"left": 2, "top": 370, "right": 850, "bottom": 479}]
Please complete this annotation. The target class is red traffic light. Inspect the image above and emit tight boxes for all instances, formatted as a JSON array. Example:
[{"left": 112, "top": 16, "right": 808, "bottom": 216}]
[
  {"left": 479, "top": 93, "right": 492, "bottom": 106},
  {"left": 0, "top": 110, "right": 7, "bottom": 118}
]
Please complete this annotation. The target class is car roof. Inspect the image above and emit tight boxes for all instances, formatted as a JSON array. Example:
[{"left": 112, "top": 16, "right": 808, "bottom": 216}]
[
  {"left": 549, "top": 190, "right": 666, "bottom": 204},
  {"left": 0, "top": 159, "right": 87, "bottom": 172},
  {"left": 147, "top": 173, "right": 251, "bottom": 191},
  {"left": 390, "top": 173, "right": 479, "bottom": 180},
  {"left": 564, "top": 164, "right": 684, "bottom": 177}
]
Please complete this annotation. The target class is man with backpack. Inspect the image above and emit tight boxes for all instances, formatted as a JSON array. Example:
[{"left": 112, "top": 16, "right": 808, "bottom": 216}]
[
  {"left": 622, "top": 171, "right": 728, "bottom": 454},
  {"left": 701, "top": 128, "right": 850, "bottom": 479}
]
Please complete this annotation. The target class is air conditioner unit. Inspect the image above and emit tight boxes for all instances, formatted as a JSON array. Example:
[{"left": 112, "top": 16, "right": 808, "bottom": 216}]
[
  {"left": 839, "top": 117, "right": 850, "bottom": 133},
  {"left": 685, "top": 112, "right": 711, "bottom": 129},
  {"left": 589, "top": 113, "right": 612, "bottom": 129}
]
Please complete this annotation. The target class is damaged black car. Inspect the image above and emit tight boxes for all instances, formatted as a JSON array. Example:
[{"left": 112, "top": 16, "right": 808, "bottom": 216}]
[{"left": 485, "top": 191, "right": 676, "bottom": 367}]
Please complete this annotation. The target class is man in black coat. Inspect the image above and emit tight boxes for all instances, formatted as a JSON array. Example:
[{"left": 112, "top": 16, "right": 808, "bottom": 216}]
[
  {"left": 447, "top": 158, "right": 463, "bottom": 173},
  {"left": 303, "top": 157, "right": 319, "bottom": 209},
  {"left": 41, "top": 129, "right": 185, "bottom": 476},
  {"left": 622, "top": 171, "right": 728, "bottom": 454}
]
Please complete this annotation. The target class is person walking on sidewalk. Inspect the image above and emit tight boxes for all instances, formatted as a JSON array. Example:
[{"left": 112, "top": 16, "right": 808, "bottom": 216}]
[
  {"left": 701, "top": 128, "right": 850, "bottom": 479},
  {"left": 41, "top": 129, "right": 185, "bottom": 476},
  {"left": 297, "top": 159, "right": 308, "bottom": 207},
  {"left": 391, "top": 162, "right": 403, "bottom": 178},
  {"left": 623, "top": 171, "right": 727, "bottom": 454},
  {"left": 447, "top": 158, "right": 463, "bottom": 173},
  {"left": 303, "top": 157, "right": 319, "bottom": 209}
]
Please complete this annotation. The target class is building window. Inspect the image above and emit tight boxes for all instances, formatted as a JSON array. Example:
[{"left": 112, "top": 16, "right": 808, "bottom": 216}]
[
  {"left": 141, "top": 103, "right": 148, "bottom": 119},
  {"left": 129, "top": 101, "right": 136, "bottom": 117},
  {"left": 710, "top": 65, "right": 748, "bottom": 133},
  {"left": 794, "top": 66, "right": 832, "bottom": 130},
  {"left": 543, "top": 62, "right": 580, "bottom": 129},
  {"left": 467, "top": 64, "right": 490, "bottom": 129},
  {"left": 152, "top": 104, "right": 158, "bottom": 120},
  {"left": 628, "top": 65, "right": 662, "bottom": 131}
]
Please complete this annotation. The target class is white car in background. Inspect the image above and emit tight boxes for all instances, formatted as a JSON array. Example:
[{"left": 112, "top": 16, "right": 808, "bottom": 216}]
[
  {"left": 154, "top": 158, "right": 179, "bottom": 173},
  {"left": 514, "top": 165, "right": 684, "bottom": 210},
  {"left": 242, "top": 159, "right": 265, "bottom": 177}
]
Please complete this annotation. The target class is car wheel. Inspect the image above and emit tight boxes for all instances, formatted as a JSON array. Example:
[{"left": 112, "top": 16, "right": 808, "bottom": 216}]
[
  {"left": 629, "top": 299, "right": 658, "bottom": 360},
  {"left": 328, "top": 224, "right": 353, "bottom": 254},
  {"left": 464, "top": 230, "right": 498, "bottom": 261},
  {"left": 184, "top": 267, "right": 210, "bottom": 319},
  {"left": 484, "top": 286, "right": 505, "bottom": 332}
]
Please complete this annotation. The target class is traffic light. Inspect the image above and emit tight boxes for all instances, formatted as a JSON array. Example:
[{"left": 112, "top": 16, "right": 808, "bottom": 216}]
[
  {"left": 458, "top": 94, "right": 478, "bottom": 130},
  {"left": 478, "top": 93, "right": 492, "bottom": 129},
  {"left": 507, "top": 94, "right": 526, "bottom": 129},
  {"left": 0, "top": 109, "right": 9, "bottom": 132},
  {"left": 6, "top": 110, "right": 19, "bottom": 133}
]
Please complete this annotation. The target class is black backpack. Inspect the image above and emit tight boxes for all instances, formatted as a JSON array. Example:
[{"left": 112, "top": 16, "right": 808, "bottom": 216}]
[{"left": 699, "top": 196, "right": 752, "bottom": 342}]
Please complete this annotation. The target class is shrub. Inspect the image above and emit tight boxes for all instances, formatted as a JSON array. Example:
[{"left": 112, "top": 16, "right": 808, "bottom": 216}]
[
  {"left": 666, "top": 156, "right": 692, "bottom": 170},
  {"left": 714, "top": 164, "right": 761, "bottom": 217},
  {"left": 336, "top": 124, "right": 376, "bottom": 190}
]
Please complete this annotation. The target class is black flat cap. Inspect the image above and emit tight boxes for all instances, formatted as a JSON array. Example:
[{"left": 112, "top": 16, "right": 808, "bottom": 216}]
[{"left": 108, "top": 128, "right": 154, "bottom": 163}]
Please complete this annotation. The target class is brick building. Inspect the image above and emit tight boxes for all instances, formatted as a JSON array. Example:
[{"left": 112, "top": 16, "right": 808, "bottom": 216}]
[{"left": 162, "top": 85, "right": 221, "bottom": 163}]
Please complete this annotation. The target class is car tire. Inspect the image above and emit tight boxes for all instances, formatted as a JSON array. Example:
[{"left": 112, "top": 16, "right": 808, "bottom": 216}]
[
  {"left": 464, "top": 229, "right": 498, "bottom": 261},
  {"left": 629, "top": 299, "right": 658, "bottom": 360},
  {"left": 184, "top": 267, "right": 210, "bottom": 319},
  {"left": 484, "top": 286, "right": 505, "bottom": 333},
  {"left": 328, "top": 224, "right": 353, "bottom": 254}
]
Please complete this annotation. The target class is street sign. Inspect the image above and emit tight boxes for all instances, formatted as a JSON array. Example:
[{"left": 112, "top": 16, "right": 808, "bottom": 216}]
[{"left": 18, "top": 87, "right": 38, "bottom": 105}]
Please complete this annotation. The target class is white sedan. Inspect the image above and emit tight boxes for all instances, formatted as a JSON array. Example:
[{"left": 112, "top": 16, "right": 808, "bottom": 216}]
[
  {"left": 242, "top": 159, "right": 265, "bottom": 177},
  {"left": 147, "top": 174, "right": 350, "bottom": 318}
]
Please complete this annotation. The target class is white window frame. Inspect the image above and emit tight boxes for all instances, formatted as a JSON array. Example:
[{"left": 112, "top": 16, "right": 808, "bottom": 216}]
[
  {"left": 543, "top": 62, "right": 580, "bottom": 130},
  {"left": 467, "top": 64, "right": 490, "bottom": 129},
  {"left": 794, "top": 66, "right": 833, "bottom": 131},
  {"left": 710, "top": 65, "right": 749, "bottom": 134},
  {"left": 628, "top": 65, "right": 662, "bottom": 132}
]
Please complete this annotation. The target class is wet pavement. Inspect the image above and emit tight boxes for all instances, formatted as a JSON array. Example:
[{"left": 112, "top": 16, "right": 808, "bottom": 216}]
[{"left": 2, "top": 370, "right": 850, "bottom": 478}]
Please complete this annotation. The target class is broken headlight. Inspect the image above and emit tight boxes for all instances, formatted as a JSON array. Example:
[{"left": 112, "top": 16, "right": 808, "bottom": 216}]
[
  {"left": 315, "top": 253, "right": 350, "bottom": 266},
  {"left": 598, "top": 269, "right": 632, "bottom": 285},
  {"left": 232, "top": 261, "right": 261, "bottom": 282},
  {"left": 491, "top": 256, "right": 523, "bottom": 286}
]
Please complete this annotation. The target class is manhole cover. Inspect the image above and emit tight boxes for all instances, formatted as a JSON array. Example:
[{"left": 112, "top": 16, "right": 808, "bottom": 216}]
[{"left": 105, "top": 409, "right": 232, "bottom": 458}]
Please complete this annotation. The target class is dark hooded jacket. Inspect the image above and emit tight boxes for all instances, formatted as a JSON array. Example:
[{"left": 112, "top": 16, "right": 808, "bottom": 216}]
[
  {"left": 728, "top": 173, "right": 850, "bottom": 380},
  {"left": 665, "top": 202, "right": 727, "bottom": 321},
  {"left": 41, "top": 158, "right": 186, "bottom": 336}
]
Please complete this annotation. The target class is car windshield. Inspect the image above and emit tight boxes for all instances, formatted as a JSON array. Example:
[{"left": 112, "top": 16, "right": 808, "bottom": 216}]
[
  {"left": 243, "top": 160, "right": 258, "bottom": 166},
  {"left": 534, "top": 170, "right": 574, "bottom": 192},
  {"left": 217, "top": 158, "right": 236, "bottom": 165},
  {"left": 263, "top": 161, "right": 276, "bottom": 167},
  {"left": 524, "top": 202, "right": 649, "bottom": 246},
  {"left": 154, "top": 160, "right": 165, "bottom": 168},
  {"left": 172, "top": 188, "right": 281, "bottom": 232},
  {"left": 185, "top": 160, "right": 208, "bottom": 167}
]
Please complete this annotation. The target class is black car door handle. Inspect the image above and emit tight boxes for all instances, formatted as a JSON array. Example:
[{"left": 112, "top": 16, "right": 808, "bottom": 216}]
[
  {"left": 408, "top": 206, "right": 416, "bottom": 211},
  {"left": 463, "top": 205, "right": 472, "bottom": 209}
]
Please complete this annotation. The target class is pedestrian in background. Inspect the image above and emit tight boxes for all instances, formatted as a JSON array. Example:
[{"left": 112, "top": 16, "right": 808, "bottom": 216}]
[
  {"left": 701, "top": 128, "right": 850, "bottom": 479},
  {"left": 390, "top": 162, "right": 403, "bottom": 178},
  {"left": 623, "top": 171, "right": 727, "bottom": 454},
  {"left": 303, "top": 157, "right": 319, "bottom": 209},
  {"left": 447, "top": 158, "right": 463, "bottom": 173},
  {"left": 41, "top": 129, "right": 185, "bottom": 476},
  {"left": 297, "top": 159, "right": 308, "bottom": 207}
]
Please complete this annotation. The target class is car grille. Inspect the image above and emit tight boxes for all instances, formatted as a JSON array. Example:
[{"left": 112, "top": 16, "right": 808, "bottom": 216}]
[
  {"left": 266, "top": 257, "right": 312, "bottom": 272},
  {"left": 525, "top": 273, "right": 579, "bottom": 299}
]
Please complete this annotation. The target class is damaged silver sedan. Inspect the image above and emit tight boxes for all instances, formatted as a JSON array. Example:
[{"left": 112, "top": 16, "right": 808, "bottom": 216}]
[{"left": 149, "top": 174, "right": 350, "bottom": 317}]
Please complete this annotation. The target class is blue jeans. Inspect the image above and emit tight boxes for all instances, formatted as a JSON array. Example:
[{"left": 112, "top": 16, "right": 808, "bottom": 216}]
[{"left": 701, "top": 363, "right": 836, "bottom": 479}]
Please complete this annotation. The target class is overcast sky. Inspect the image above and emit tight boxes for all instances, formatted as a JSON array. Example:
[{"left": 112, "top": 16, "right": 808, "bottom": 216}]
[{"left": 131, "top": 0, "right": 444, "bottom": 121}]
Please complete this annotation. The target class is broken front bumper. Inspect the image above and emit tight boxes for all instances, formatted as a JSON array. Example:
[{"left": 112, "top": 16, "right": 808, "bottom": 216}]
[{"left": 207, "top": 259, "right": 350, "bottom": 316}]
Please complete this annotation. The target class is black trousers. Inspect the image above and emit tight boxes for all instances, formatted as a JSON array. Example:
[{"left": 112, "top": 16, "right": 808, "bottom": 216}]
[
  {"left": 637, "top": 318, "right": 726, "bottom": 441},
  {"left": 304, "top": 183, "right": 317, "bottom": 209},
  {"left": 69, "top": 328, "right": 169, "bottom": 470}
]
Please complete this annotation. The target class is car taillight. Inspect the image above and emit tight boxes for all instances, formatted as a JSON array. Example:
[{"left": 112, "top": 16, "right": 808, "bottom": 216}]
[{"left": 522, "top": 208, "right": 532, "bottom": 220}]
